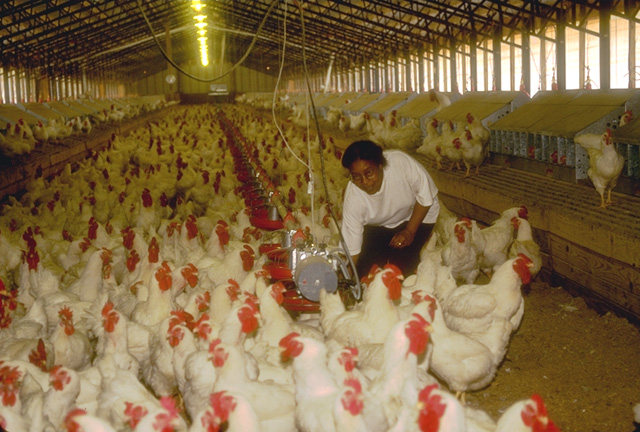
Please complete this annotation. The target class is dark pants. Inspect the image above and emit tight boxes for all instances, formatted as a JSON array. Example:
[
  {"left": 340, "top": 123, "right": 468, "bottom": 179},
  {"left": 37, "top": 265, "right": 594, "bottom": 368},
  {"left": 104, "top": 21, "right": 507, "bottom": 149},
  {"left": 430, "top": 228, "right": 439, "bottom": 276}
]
[{"left": 356, "top": 221, "right": 434, "bottom": 279}]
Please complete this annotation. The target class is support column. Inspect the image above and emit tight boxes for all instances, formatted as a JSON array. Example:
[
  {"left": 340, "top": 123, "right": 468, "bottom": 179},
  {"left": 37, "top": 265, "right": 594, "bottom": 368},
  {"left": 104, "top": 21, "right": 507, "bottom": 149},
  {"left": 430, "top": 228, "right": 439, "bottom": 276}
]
[
  {"left": 557, "top": 8, "right": 566, "bottom": 90},
  {"left": 493, "top": 28, "right": 501, "bottom": 90},
  {"left": 599, "top": 0, "right": 612, "bottom": 90},
  {"left": 405, "top": 49, "right": 412, "bottom": 91},
  {"left": 630, "top": 11, "right": 636, "bottom": 88},
  {"left": 418, "top": 43, "right": 425, "bottom": 92},
  {"left": 522, "top": 29, "right": 530, "bottom": 94},
  {"left": 450, "top": 38, "right": 458, "bottom": 93},
  {"left": 433, "top": 41, "right": 440, "bottom": 90},
  {"left": 579, "top": 17, "right": 586, "bottom": 88},
  {"left": 470, "top": 33, "right": 478, "bottom": 91}
]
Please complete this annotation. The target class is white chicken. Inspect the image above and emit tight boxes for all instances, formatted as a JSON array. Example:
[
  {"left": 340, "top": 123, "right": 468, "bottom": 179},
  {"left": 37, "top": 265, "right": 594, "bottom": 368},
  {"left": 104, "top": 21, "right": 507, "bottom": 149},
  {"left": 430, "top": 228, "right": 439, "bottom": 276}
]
[
  {"left": 575, "top": 128, "right": 625, "bottom": 208},
  {"left": 424, "top": 295, "right": 498, "bottom": 402},
  {"left": 319, "top": 264, "right": 402, "bottom": 347},
  {"left": 367, "top": 312, "right": 433, "bottom": 426},
  {"left": 43, "top": 365, "right": 82, "bottom": 429},
  {"left": 495, "top": 393, "right": 560, "bottom": 432},
  {"left": 279, "top": 332, "right": 341, "bottom": 432},
  {"left": 472, "top": 206, "right": 528, "bottom": 275},
  {"left": 189, "top": 391, "right": 262, "bottom": 432},
  {"left": 210, "top": 339, "right": 297, "bottom": 432},
  {"left": 442, "top": 253, "right": 534, "bottom": 335},
  {"left": 49, "top": 306, "right": 92, "bottom": 370},
  {"left": 508, "top": 216, "right": 542, "bottom": 279}
]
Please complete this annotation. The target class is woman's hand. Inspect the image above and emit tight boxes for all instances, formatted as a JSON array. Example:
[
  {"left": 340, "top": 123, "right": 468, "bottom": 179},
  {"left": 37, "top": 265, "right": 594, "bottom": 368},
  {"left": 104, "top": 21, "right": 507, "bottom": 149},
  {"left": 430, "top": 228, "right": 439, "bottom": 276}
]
[{"left": 390, "top": 228, "right": 415, "bottom": 249}]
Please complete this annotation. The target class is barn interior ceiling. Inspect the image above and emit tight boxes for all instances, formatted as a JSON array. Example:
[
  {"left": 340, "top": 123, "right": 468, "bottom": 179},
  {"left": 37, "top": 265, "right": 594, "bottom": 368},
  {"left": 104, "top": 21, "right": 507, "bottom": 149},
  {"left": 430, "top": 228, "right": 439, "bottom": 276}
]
[{"left": 0, "top": 0, "right": 636, "bottom": 82}]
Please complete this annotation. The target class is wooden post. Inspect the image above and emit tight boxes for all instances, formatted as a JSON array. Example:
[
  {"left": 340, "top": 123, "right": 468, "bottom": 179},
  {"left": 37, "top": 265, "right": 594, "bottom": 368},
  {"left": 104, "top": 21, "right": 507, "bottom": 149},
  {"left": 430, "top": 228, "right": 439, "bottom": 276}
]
[
  {"left": 522, "top": 28, "right": 531, "bottom": 94},
  {"left": 557, "top": 8, "right": 566, "bottom": 90},
  {"left": 599, "top": 0, "right": 612, "bottom": 90},
  {"left": 493, "top": 28, "right": 501, "bottom": 90},
  {"left": 450, "top": 38, "right": 458, "bottom": 93},
  {"left": 470, "top": 32, "right": 477, "bottom": 91},
  {"left": 418, "top": 43, "right": 425, "bottom": 92}
]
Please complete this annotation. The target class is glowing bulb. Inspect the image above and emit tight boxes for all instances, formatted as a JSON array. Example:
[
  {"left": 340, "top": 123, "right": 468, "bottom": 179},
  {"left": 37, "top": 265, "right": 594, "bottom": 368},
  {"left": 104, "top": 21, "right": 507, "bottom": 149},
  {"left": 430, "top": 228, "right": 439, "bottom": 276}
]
[
  {"left": 191, "top": 0, "right": 203, "bottom": 12},
  {"left": 194, "top": 14, "right": 206, "bottom": 22},
  {"left": 195, "top": 22, "right": 207, "bottom": 30},
  {"left": 197, "top": 29, "right": 207, "bottom": 36}
]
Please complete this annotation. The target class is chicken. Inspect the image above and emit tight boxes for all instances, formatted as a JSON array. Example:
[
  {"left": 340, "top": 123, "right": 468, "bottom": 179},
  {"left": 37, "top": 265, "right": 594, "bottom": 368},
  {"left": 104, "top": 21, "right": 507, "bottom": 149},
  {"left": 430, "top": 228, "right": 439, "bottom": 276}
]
[
  {"left": 169, "top": 323, "right": 198, "bottom": 403},
  {"left": 1, "top": 122, "right": 34, "bottom": 156},
  {"left": 508, "top": 216, "right": 542, "bottom": 280},
  {"left": 131, "top": 261, "right": 175, "bottom": 328},
  {"left": 49, "top": 306, "right": 92, "bottom": 370},
  {"left": 349, "top": 112, "right": 367, "bottom": 132},
  {"left": 19, "top": 371, "right": 57, "bottom": 432},
  {"left": 40, "top": 367, "right": 81, "bottom": 429},
  {"left": 94, "top": 301, "right": 140, "bottom": 377},
  {"left": 619, "top": 109, "right": 633, "bottom": 127},
  {"left": 495, "top": 393, "right": 560, "bottom": 432},
  {"left": 333, "top": 376, "right": 377, "bottom": 432},
  {"left": 389, "top": 383, "right": 467, "bottom": 432},
  {"left": 367, "top": 312, "right": 433, "bottom": 426},
  {"left": 32, "top": 121, "right": 49, "bottom": 145},
  {"left": 442, "top": 253, "right": 533, "bottom": 335},
  {"left": 416, "top": 117, "right": 443, "bottom": 169},
  {"left": 319, "top": 264, "right": 402, "bottom": 347},
  {"left": 140, "top": 311, "right": 193, "bottom": 398},
  {"left": 373, "top": 117, "right": 424, "bottom": 151},
  {"left": 181, "top": 348, "right": 218, "bottom": 421},
  {"left": 97, "top": 353, "right": 180, "bottom": 431},
  {"left": 424, "top": 218, "right": 480, "bottom": 285},
  {"left": 325, "top": 106, "right": 342, "bottom": 128},
  {"left": 465, "top": 112, "right": 490, "bottom": 144},
  {"left": 201, "top": 242, "right": 256, "bottom": 287},
  {"left": 280, "top": 332, "right": 341, "bottom": 432},
  {"left": 575, "top": 128, "right": 624, "bottom": 208},
  {"left": 64, "top": 410, "right": 118, "bottom": 432},
  {"left": 338, "top": 115, "right": 351, "bottom": 132},
  {"left": 423, "top": 295, "right": 497, "bottom": 402},
  {"left": 471, "top": 206, "right": 528, "bottom": 275},
  {"left": 428, "top": 89, "right": 451, "bottom": 112},
  {"left": 435, "top": 120, "right": 459, "bottom": 170},
  {"left": 130, "top": 395, "right": 186, "bottom": 432},
  {"left": 190, "top": 391, "right": 262, "bottom": 432},
  {"left": 281, "top": 332, "right": 387, "bottom": 432},
  {"left": 248, "top": 281, "right": 295, "bottom": 365},
  {"left": 211, "top": 339, "right": 297, "bottom": 432},
  {"left": 459, "top": 128, "right": 488, "bottom": 177}
]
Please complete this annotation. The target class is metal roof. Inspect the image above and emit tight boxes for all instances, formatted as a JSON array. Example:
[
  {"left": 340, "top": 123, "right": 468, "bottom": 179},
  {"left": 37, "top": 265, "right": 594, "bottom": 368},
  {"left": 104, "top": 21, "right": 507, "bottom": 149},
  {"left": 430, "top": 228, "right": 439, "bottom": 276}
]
[{"left": 0, "top": 1, "right": 636, "bottom": 81}]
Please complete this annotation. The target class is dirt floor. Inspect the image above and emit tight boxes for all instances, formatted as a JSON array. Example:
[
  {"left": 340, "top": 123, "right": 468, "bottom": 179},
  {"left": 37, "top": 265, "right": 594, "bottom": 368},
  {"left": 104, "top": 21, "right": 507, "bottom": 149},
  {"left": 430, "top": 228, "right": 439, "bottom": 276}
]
[{"left": 463, "top": 279, "right": 640, "bottom": 432}]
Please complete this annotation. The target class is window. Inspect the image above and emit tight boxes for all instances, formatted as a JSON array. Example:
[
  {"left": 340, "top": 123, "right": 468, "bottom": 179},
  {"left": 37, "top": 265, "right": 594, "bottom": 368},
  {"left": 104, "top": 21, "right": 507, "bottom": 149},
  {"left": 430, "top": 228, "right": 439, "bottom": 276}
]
[
  {"left": 610, "top": 15, "right": 629, "bottom": 89},
  {"left": 501, "top": 41, "right": 512, "bottom": 90}
]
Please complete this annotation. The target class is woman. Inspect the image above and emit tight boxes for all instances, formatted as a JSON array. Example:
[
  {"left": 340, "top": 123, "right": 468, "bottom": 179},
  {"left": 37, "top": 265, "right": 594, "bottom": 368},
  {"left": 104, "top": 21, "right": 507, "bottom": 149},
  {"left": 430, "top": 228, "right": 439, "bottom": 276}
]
[{"left": 340, "top": 140, "right": 440, "bottom": 278}]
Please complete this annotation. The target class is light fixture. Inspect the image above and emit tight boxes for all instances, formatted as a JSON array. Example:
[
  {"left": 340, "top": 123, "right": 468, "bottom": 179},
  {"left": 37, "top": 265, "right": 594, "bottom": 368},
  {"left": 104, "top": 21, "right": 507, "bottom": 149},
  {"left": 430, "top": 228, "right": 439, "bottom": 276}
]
[{"left": 191, "top": 2, "right": 209, "bottom": 66}]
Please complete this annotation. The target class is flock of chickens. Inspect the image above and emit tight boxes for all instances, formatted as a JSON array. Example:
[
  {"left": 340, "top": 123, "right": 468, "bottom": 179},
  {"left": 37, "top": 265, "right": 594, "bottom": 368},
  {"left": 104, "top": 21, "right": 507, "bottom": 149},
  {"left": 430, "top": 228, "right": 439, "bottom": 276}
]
[
  {"left": 269, "top": 91, "right": 634, "bottom": 208},
  {"left": 0, "top": 102, "right": 560, "bottom": 432},
  {"left": 0, "top": 99, "right": 170, "bottom": 158}
]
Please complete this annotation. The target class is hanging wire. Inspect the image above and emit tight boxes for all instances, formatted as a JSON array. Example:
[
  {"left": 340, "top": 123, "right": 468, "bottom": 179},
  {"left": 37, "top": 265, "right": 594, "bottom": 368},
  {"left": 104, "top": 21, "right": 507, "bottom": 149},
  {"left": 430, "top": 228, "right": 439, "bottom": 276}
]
[
  {"left": 294, "top": 0, "right": 361, "bottom": 299},
  {"left": 271, "top": 0, "right": 310, "bottom": 173},
  {"left": 136, "top": 0, "right": 278, "bottom": 83}
]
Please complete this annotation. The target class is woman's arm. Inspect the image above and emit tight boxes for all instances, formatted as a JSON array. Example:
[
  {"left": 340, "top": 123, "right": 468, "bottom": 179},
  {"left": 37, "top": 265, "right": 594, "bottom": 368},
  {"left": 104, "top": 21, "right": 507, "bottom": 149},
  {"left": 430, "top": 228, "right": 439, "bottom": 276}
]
[{"left": 390, "top": 201, "right": 430, "bottom": 248}]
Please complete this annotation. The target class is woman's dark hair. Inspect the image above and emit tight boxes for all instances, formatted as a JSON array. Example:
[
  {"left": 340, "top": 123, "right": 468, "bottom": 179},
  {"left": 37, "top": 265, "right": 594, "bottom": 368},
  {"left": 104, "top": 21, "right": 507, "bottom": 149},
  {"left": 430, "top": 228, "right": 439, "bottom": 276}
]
[{"left": 341, "top": 140, "right": 387, "bottom": 169}]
